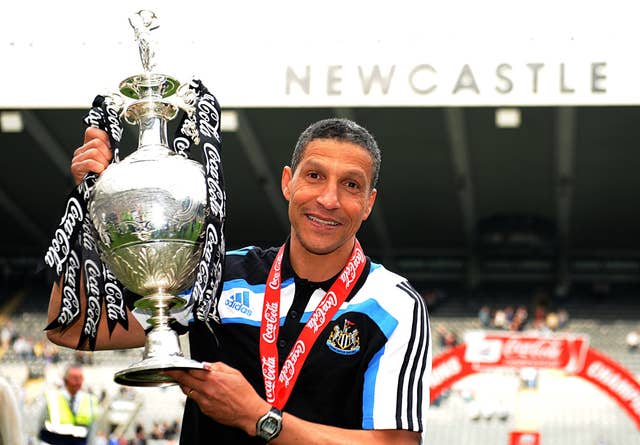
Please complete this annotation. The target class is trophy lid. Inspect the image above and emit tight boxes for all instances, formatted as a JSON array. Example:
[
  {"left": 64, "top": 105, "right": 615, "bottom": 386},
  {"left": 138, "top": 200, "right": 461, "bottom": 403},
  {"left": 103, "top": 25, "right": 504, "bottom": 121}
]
[
  {"left": 119, "top": 74, "right": 180, "bottom": 99},
  {"left": 120, "top": 10, "right": 180, "bottom": 100}
]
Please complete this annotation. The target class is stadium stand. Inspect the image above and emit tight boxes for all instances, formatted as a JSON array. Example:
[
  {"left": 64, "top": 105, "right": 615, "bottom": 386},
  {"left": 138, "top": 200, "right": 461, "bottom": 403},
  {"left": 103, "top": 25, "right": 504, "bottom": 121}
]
[{"left": 1, "top": 281, "right": 639, "bottom": 444}]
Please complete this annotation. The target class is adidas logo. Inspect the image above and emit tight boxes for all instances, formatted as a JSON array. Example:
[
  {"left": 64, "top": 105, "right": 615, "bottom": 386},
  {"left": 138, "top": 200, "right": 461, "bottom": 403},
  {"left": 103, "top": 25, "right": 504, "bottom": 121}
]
[{"left": 224, "top": 291, "right": 253, "bottom": 316}]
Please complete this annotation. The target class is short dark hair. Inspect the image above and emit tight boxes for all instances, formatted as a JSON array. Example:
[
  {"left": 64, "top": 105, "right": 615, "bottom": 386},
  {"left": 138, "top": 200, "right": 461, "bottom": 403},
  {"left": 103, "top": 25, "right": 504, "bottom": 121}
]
[{"left": 291, "top": 118, "right": 381, "bottom": 189}]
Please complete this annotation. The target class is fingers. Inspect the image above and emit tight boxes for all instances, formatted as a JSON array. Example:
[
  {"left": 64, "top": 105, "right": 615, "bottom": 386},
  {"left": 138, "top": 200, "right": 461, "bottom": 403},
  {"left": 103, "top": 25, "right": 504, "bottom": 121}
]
[
  {"left": 165, "top": 366, "right": 211, "bottom": 388},
  {"left": 83, "top": 127, "right": 110, "bottom": 146},
  {"left": 179, "top": 384, "right": 195, "bottom": 398},
  {"left": 71, "top": 128, "right": 113, "bottom": 185},
  {"left": 204, "top": 361, "right": 236, "bottom": 375}
]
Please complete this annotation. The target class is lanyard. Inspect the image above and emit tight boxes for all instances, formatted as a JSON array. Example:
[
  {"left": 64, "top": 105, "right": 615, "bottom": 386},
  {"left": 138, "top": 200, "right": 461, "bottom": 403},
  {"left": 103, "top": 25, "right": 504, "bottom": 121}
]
[{"left": 259, "top": 240, "right": 366, "bottom": 410}]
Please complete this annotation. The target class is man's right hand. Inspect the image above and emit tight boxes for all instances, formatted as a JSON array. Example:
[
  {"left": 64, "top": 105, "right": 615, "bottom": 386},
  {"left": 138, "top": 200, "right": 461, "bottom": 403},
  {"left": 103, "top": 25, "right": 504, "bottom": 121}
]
[{"left": 71, "top": 127, "right": 113, "bottom": 185}]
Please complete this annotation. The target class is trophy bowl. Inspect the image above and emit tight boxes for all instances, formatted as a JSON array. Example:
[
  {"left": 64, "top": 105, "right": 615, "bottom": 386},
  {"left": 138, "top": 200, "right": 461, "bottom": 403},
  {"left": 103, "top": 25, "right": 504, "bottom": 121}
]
[
  {"left": 90, "top": 141, "right": 207, "bottom": 386},
  {"left": 87, "top": 11, "right": 208, "bottom": 386}
]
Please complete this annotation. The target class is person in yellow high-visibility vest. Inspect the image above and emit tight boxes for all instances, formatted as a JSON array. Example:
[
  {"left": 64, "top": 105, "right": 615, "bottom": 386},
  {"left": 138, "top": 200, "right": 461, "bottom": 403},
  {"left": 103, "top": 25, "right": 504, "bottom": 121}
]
[{"left": 38, "top": 365, "right": 99, "bottom": 445}]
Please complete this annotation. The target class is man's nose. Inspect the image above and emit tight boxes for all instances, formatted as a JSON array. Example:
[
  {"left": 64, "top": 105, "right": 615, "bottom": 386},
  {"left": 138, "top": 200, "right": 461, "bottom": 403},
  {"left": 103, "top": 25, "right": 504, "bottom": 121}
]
[{"left": 316, "top": 182, "right": 340, "bottom": 209}]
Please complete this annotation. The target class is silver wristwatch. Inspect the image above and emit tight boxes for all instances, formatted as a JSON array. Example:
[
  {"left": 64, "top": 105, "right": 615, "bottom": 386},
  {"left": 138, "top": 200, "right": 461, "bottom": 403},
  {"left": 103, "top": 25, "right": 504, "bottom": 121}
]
[{"left": 256, "top": 406, "right": 283, "bottom": 442}]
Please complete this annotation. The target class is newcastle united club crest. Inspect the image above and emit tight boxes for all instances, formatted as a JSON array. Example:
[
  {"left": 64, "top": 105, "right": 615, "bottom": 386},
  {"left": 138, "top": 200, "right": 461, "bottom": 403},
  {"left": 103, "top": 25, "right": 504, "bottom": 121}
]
[{"left": 326, "top": 319, "right": 360, "bottom": 355}]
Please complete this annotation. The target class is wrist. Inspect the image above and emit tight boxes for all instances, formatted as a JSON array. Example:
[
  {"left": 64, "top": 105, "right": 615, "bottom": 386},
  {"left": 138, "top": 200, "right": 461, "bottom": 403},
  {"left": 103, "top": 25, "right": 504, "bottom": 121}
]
[{"left": 244, "top": 400, "right": 272, "bottom": 436}]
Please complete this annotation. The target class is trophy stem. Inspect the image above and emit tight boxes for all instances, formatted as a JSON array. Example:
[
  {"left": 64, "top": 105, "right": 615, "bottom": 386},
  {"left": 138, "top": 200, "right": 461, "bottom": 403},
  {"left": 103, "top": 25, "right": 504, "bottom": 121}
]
[
  {"left": 138, "top": 114, "right": 169, "bottom": 149},
  {"left": 114, "top": 292, "right": 205, "bottom": 387}
]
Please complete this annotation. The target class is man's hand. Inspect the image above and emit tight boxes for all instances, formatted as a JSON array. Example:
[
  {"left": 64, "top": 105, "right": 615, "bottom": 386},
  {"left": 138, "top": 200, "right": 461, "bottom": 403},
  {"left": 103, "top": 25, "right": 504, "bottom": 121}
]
[
  {"left": 165, "top": 362, "right": 269, "bottom": 436},
  {"left": 165, "top": 362, "right": 421, "bottom": 445},
  {"left": 71, "top": 127, "right": 113, "bottom": 185}
]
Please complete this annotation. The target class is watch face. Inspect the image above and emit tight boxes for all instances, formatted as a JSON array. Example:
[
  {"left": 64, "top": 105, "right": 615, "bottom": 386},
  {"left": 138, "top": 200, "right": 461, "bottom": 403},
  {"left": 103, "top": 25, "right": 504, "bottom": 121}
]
[
  {"left": 262, "top": 417, "right": 279, "bottom": 435},
  {"left": 257, "top": 408, "right": 282, "bottom": 441}
]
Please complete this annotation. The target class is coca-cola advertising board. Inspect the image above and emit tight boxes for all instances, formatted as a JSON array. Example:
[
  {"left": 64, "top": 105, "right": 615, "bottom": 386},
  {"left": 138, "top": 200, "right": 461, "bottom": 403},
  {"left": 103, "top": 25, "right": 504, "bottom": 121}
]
[
  {"left": 509, "top": 431, "right": 540, "bottom": 445},
  {"left": 431, "top": 332, "right": 640, "bottom": 430},
  {"left": 464, "top": 331, "right": 589, "bottom": 372}
]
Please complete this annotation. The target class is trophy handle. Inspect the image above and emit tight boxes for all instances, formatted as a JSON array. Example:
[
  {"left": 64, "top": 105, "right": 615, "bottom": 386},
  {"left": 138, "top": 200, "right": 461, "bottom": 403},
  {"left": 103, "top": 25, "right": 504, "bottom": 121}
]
[
  {"left": 105, "top": 93, "right": 125, "bottom": 115},
  {"left": 176, "top": 82, "right": 196, "bottom": 115}
]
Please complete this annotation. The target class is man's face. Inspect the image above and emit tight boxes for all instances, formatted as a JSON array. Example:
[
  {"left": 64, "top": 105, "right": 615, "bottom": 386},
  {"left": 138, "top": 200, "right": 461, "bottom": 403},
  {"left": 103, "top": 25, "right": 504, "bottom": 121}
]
[
  {"left": 64, "top": 368, "right": 83, "bottom": 395},
  {"left": 281, "top": 138, "right": 377, "bottom": 258}
]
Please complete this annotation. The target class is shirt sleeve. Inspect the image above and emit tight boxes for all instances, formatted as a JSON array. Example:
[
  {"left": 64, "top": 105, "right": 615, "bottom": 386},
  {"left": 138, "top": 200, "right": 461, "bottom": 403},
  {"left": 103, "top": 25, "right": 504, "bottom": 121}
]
[{"left": 361, "top": 280, "right": 431, "bottom": 432}]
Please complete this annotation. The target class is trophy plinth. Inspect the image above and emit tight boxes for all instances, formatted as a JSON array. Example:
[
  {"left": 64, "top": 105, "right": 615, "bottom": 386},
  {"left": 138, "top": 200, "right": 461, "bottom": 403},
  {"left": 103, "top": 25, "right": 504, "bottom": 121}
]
[
  {"left": 114, "top": 294, "right": 203, "bottom": 387},
  {"left": 88, "top": 10, "right": 207, "bottom": 387}
]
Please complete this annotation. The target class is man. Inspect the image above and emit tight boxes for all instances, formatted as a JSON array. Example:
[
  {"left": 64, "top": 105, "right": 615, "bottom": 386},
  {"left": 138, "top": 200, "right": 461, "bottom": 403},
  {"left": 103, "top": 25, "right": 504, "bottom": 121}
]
[
  {"left": 38, "top": 365, "right": 99, "bottom": 445},
  {"left": 48, "top": 118, "right": 431, "bottom": 444}
]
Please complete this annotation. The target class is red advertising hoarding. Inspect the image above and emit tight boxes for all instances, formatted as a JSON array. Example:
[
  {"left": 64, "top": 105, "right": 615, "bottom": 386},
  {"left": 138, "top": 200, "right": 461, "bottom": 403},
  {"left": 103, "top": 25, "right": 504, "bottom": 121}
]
[
  {"left": 509, "top": 431, "right": 540, "bottom": 445},
  {"left": 463, "top": 331, "right": 589, "bottom": 373},
  {"left": 430, "top": 330, "right": 640, "bottom": 430}
]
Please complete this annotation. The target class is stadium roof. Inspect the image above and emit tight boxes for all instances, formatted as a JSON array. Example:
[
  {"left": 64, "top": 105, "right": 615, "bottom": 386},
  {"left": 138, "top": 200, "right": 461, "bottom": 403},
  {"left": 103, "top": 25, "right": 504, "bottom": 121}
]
[{"left": 4, "top": 105, "right": 640, "bottom": 288}]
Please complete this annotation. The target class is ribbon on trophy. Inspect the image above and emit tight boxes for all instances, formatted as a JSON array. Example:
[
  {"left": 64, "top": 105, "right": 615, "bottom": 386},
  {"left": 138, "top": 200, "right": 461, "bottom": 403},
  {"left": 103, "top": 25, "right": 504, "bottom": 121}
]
[
  {"left": 172, "top": 79, "right": 226, "bottom": 326},
  {"left": 43, "top": 80, "right": 226, "bottom": 349},
  {"left": 44, "top": 95, "right": 129, "bottom": 350}
]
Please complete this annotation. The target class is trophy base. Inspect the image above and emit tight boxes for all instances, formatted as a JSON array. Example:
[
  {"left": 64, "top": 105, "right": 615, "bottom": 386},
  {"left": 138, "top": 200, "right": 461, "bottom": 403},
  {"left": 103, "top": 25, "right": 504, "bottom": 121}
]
[{"left": 114, "top": 355, "right": 205, "bottom": 387}]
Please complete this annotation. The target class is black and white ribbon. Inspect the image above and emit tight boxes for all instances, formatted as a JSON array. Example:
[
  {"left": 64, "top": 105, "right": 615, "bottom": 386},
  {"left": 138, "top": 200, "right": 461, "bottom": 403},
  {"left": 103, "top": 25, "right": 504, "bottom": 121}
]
[
  {"left": 45, "top": 95, "right": 127, "bottom": 350},
  {"left": 172, "top": 79, "right": 226, "bottom": 325},
  {"left": 44, "top": 82, "right": 226, "bottom": 348}
]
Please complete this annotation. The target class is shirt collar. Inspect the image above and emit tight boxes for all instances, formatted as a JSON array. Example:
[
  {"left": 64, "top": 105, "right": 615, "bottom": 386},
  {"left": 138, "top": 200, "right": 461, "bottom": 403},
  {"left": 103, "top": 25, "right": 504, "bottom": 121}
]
[{"left": 281, "top": 238, "right": 370, "bottom": 295}]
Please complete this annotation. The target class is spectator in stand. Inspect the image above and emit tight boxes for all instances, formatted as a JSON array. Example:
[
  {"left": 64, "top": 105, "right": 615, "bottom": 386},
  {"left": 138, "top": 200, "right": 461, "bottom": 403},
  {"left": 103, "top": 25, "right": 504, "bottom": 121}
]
[
  {"left": 163, "top": 420, "right": 179, "bottom": 440},
  {"left": 493, "top": 308, "right": 507, "bottom": 329},
  {"left": 444, "top": 330, "right": 459, "bottom": 349},
  {"left": 478, "top": 305, "right": 491, "bottom": 328},
  {"left": 509, "top": 306, "right": 528, "bottom": 331},
  {"left": 504, "top": 305, "right": 515, "bottom": 326},
  {"left": 94, "top": 431, "right": 108, "bottom": 445},
  {"left": 13, "top": 335, "right": 33, "bottom": 360},
  {"left": 626, "top": 330, "right": 639, "bottom": 352},
  {"left": 545, "top": 312, "right": 559, "bottom": 332},
  {"left": 43, "top": 341, "right": 61, "bottom": 364},
  {"left": 73, "top": 350, "right": 94, "bottom": 366},
  {"left": 435, "top": 324, "right": 458, "bottom": 350},
  {"left": 532, "top": 304, "right": 547, "bottom": 330},
  {"left": 33, "top": 336, "right": 45, "bottom": 359},
  {"left": 129, "top": 424, "right": 147, "bottom": 445},
  {"left": 0, "top": 320, "right": 15, "bottom": 352},
  {"left": 557, "top": 308, "right": 569, "bottom": 329},
  {"left": 150, "top": 422, "right": 164, "bottom": 440}
]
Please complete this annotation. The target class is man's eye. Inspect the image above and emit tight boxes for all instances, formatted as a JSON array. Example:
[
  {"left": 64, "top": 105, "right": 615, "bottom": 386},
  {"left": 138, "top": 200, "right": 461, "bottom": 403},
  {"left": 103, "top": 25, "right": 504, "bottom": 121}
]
[
  {"left": 345, "top": 181, "right": 359, "bottom": 189},
  {"left": 308, "top": 172, "right": 320, "bottom": 179}
]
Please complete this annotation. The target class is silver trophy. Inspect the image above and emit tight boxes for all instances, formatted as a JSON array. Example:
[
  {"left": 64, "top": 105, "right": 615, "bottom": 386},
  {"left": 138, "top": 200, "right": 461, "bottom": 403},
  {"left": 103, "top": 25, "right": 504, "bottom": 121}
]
[{"left": 89, "top": 10, "right": 207, "bottom": 386}]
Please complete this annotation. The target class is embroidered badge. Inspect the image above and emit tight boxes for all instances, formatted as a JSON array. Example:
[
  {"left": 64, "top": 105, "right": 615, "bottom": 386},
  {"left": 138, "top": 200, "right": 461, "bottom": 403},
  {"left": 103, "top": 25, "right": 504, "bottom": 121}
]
[{"left": 326, "top": 319, "right": 360, "bottom": 355}]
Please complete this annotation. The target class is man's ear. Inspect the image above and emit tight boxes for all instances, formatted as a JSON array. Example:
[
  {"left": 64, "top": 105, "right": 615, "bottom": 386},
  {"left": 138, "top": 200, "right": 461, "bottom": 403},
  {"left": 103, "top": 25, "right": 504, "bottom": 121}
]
[
  {"left": 281, "top": 166, "right": 293, "bottom": 201},
  {"left": 363, "top": 188, "right": 377, "bottom": 220}
]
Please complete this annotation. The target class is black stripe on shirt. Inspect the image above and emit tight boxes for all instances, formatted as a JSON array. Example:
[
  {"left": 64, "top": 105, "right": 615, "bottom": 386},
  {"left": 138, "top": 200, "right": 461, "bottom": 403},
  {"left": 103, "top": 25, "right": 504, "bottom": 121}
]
[
  {"left": 395, "top": 281, "right": 430, "bottom": 430},
  {"left": 399, "top": 281, "right": 430, "bottom": 431}
]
